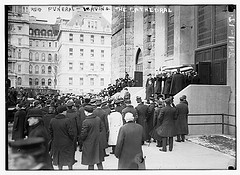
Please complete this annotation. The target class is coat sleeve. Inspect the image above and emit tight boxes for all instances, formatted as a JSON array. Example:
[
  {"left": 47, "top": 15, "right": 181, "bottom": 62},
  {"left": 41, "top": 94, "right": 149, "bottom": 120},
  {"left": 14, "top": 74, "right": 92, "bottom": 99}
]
[
  {"left": 80, "top": 120, "right": 89, "bottom": 141},
  {"left": 159, "top": 109, "right": 165, "bottom": 124},
  {"left": 49, "top": 119, "right": 53, "bottom": 140},
  {"left": 114, "top": 126, "right": 124, "bottom": 159},
  {"left": 66, "top": 119, "right": 74, "bottom": 141}
]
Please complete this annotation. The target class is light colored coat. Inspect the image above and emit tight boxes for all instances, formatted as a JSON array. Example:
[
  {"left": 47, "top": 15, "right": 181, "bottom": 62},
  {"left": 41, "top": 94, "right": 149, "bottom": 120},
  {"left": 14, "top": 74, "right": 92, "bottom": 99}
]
[{"left": 108, "top": 111, "right": 123, "bottom": 146}]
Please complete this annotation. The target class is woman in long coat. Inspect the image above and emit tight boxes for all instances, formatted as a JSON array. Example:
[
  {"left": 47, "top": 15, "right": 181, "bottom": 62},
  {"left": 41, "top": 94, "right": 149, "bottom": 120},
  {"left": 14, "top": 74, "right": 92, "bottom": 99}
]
[
  {"left": 107, "top": 110, "right": 123, "bottom": 154},
  {"left": 115, "top": 113, "right": 144, "bottom": 169},
  {"left": 175, "top": 99, "right": 189, "bottom": 142},
  {"left": 49, "top": 106, "right": 75, "bottom": 170},
  {"left": 157, "top": 98, "right": 177, "bottom": 152}
]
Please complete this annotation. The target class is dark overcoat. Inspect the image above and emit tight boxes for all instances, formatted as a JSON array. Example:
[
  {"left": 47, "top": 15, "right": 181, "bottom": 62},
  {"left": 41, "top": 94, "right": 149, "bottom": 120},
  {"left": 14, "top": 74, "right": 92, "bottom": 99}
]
[
  {"left": 115, "top": 105, "right": 124, "bottom": 114},
  {"left": 93, "top": 107, "right": 109, "bottom": 149},
  {"left": 102, "top": 105, "right": 111, "bottom": 116},
  {"left": 28, "top": 121, "right": 53, "bottom": 170},
  {"left": 154, "top": 76, "right": 162, "bottom": 94},
  {"left": 145, "top": 78, "right": 155, "bottom": 100},
  {"left": 146, "top": 103, "right": 155, "bottom": 139},
  {"left": 162, "top": 77, "right": 172, "bottom": 95},
  {"left": 157, "top": 105, "right": 177, "bottom": 137},
  {"left": 66, "top": 109, "right": 79, "bottom": 137},
  {"left": 42, "top": 112, "right": 55, "bottom": 137},
  {"left": 170, "top": 73, "right": 185, "bottom": 95},
  {"left": 115, "top": 122, "right": 144, "bottom": 169},
  {"left": 135, "top": 103, "right": 148, "bottom": 141},
  {"left": 12, "top": 109, "right": 26, "bottom": 141},
  {"left": 81, "top": 114, "right": 105, "bottom": 165},
  {"left": 175, "top": 102, "right": 189, "bottom": 135},
  {"left": 49, "top": 114, "right": 75, "bottom": 166},
  {"left": 122, "top": 105, "right": 138, "bottom": 124},
  {"left": 150, "top": 106, "right": 163, "bottom": 140}
]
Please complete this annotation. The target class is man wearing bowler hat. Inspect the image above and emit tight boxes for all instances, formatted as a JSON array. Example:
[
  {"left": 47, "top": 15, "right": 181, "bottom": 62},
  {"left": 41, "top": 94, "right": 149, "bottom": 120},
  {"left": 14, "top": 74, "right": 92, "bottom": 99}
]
[
  {"left": 9, "top": 137, "right": 48, "bottom": 170},
  {"left": 80, "top": 105, "right": 105, "bottom": 170}
]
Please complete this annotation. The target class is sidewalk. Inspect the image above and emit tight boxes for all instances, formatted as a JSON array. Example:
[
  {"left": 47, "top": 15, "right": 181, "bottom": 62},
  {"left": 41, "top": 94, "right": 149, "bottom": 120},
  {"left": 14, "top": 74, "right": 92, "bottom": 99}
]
[{"left": 62, "top": 137, "right": 235, "bottom": 170}]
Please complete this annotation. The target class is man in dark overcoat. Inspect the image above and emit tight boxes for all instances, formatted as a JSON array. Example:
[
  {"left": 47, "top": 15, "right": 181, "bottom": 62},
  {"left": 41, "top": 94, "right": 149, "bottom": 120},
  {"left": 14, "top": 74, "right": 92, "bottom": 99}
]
[
  {"left": 175, "top": 97, "right": 189, "bottom": 142},
  {"left": 145, "top": 74, "right": 155, "bottom": 102},
  {"left": 42, "top": 106, "right": 56, "bottom": 138},
  {"left": 146, "top": 97, "right": 155, "bottom": 142},
  {"left": 162, "top": 73, "right": 172, "bottom": 99},
  {"left": 115, "top": 113, "right": 144, "bottom": 170},
  {"left": 27, "top": 108, "right": 53, "bottom": 170},
  {"left": 49, "top": 105, "right": 75, "bottom": 170},
  {"left": 93, "top": 100, "right": 109, "bottom": 157},
  {"left": 154, "top": 74, "right": 162, "bottom": 96},
  {"left": 157, "top": 98, "right": 177, "bottom": 152},
  {"left": 135, "top": 96, "right": 148, "bottom": 144},
  {"left": 81, "top": 105, "right": 105, "bottom": 170},
  {"left": 170, "top": 68, "right": 185, "bottom": 95},
  {"left": 122, "top": 99, "right": 138, "bottom": 124},
  {"left": 12, "top": 102, "right": 27, "bottom": 141}
]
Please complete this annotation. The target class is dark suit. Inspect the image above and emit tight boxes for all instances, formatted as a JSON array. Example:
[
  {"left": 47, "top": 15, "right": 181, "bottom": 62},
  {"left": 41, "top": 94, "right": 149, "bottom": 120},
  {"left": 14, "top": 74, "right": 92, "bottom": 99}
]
[
  {"left": 12, "top": 109, "right": 26, "bottom": 141},
  {"left": 145, "top": 78, "right": 155, "bottom": 101},
  {"left": 146, "top": 102, "right": 155, "bottom": 141},
  {"left": 170, "top": 73, "right": 185, "bottom": 95},
  {"left": 135, "top": 103, "right": 148, "bottom": 141}
]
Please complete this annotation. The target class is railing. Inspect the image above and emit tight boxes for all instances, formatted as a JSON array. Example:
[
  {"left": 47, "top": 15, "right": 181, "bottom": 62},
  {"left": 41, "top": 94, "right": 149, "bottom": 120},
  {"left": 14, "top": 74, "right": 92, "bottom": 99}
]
[{"left": 188, "top": 113, "right": 236, "bottom": 135}]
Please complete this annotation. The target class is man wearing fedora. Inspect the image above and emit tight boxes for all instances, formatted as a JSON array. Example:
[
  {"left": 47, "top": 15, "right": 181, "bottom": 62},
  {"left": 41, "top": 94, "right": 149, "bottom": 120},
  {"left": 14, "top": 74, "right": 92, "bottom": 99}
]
[
  {"left": 27, "top": 108, "right": 53, "bottom": 169},
  {"left": 145, "top": 73, "right": 155, "bottom": 103},
  {"left": 81, "top": 105, "right": 105, "bottom": 170}
]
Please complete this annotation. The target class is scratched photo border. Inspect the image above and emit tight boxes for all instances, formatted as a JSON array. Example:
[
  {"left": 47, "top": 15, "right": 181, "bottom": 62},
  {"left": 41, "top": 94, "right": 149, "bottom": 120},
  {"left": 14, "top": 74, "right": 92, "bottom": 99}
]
[{"left": 4, "top": 3, "right": 237, "bottom": 174}]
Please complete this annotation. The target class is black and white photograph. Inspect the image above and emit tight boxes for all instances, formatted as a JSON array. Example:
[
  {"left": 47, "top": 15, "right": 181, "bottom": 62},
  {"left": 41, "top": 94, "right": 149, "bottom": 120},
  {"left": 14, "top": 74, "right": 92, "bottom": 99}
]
[{"left": 4, "top": 1, "right": 237, "bottom": 173}]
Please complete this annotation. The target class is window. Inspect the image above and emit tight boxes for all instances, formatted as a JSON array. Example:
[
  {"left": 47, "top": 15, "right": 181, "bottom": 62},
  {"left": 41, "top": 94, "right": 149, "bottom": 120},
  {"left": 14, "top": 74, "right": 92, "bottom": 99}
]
[
  {"left": 29, "top": 41, "right": 32, "bottom": 46},
  {"left": 18, "top": 51, "right": 21, "bottom": 59},
  {"left": 80, "top": 49, "right": 84, "bottom": 57},
  {"left": 18, "top": 38, "right": 22, "bottom": 46},
  {"left": 41, "top": 53, "right": 45, "bottom": 61},
  {"left": 29, "top": 78, "right": 32, "bottom": 86},
  {"left": 101, "top": 36, "right": 104, "bottom": 44},
  {"left": 69, "top": 62, "right": 73, "bottom": 70},
  {"left": 69, "top": 33, "right": 73, "bottom": 42},
  {"left": 100, "top": 78, "right": 104, "bottom": 86},
  {"left": 55, "top": 42, "right": 57, "bottom": 48},
  {"left": 90, "top": 78, "right": 94, "bottom": 86},
  {"left": 80, "top": 34, "right": 84, "bottom": 43},
  {"left": 41, "top": 65, "right": 45, "bottom": 74},
  {"left": 80, "top": 63, "right": 84, "bottom": 71},
  {"left": 41, "top": 78, "right": 45, "bottom": 86},
  {"left": 49, "top": 42, "right": 52, "bottom": 47},
  {"left": 42, "top": 30, "right": 46, "bottom": 36},
  {"left": 69, "top": 48, "right": 73, "bottom": 56},
  {"left": 17, "top": 77, "right": 22, "bottom": 85},
  {"left": 35, "top": 78, "right": 39, "bottom": 85},
  {"left": 36, "top": 40, "right": 39, "bottom": 47},
  {"left": 42, "top": 42, "right": 45, "bottom": 47},
  {"left": 35, "top": 65, "right": 39, "bottom": 74},
  {"left": 48, "top": 66, "right": 52, "bottom": 74},
  {"left": 90, "top": 49, "right": 94, "bottom": 57},
  {"left": 18, "top": 65, "right": 21, "bottom": 72},
  {"left": 29, "top": 29, "right": 33, "bottom": 35},
  {"left": 54, "top": 54, "right": 57, "bottom": 62},
  {"left": 80, "top": 77, "right": 84, "bottom": 85},
  {"left": 18, "top": 26, "right": 22, "bottom": 31},
  {"left": 69, "top": 77, "right": 73, "bottom": 85},
  {"left": 29, "top": 65, "right": 32, "bottom": 74},
  {"left": 95, "top": 21, "right": 97, "bottom": 29},
  {"left": 167, "top": 6, "right": 174, "bottom": 56},
  {"left": 48, "top": 54, "right": 52, "bottom": 62},
  {"left": 35, "top": 52, "right": 39, "bottom": 61},
  {"left": 29, "top": 52, "right": 33, "bottom": 61},
  {"left": 48, "top": 30, "right": 52, "bottom": 36},
  {"left": 35, "top": 29, "right": 40, "bottom": 36},
  {"left": 8, "top": 49, "right": 12, "bottom": 58},
  {"left": 48, "top": 79, "right": 52, "bottom": 86},
  {"left": 91, "top": 35, "right": 94, "bottom": 43},
  {"left": 90, "top": 63, "right": 94, "bottom": 71},
  {"left": 91, "top": 21, "right": 94, "bottom": 28},
  {"left": 88, "top": 21, "right": 90, "bottom": 28},
  {"left": 101, "top": 50, "right": 104, "bottom": 58},
  {"left": 100, "top": 63, "right": 104, "bottom": 71}
]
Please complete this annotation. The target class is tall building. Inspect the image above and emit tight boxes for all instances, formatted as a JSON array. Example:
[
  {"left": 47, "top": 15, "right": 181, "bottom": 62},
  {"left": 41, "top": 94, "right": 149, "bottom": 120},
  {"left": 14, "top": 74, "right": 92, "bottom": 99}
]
[
  {"left": 57, "top": 9, "right": 112, "bottom": 94},
  {"left": 7, "top": 6, "right": 30, "bottom": 88},
  {"left": 29, "top": 16, "right": 59, "bottom": 89}
]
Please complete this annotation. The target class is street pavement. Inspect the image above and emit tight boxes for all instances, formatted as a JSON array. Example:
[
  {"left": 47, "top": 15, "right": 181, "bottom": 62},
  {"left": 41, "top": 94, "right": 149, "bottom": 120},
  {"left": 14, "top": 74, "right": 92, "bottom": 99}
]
[{"left": 54, "top": 136, "right": 235, "bottom": 170}]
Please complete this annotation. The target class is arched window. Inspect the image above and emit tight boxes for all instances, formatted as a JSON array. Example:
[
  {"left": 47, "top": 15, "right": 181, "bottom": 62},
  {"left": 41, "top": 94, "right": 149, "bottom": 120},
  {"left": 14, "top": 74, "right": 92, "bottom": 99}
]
[
  {"left": 48, "top": 79, "right": 52, "bottom": 86},
  {"left": 17, "top": 77, "right": 22, "bottom": 85},
  {"left": 41, "top": 65, "right": 45, "bottom": 74},
  {"left": 41, "top": 53, "right": 45, "bottom": 61},
  {"left": 48, "top": 54, "right": 52, "bottom": 62},
  {"left": 41, "top": 78, "right": 45, "bottom": 86},
  {"left": 54, "top": 54, "right": 57, "bottom": 62},
  {"left": 35, "top": 52, "right": 39, "bottom": 61},
  {"left": 35, "top": 78, "right": 39, "bottom": 85},
  {"left": 29, "top": 28, "right": 33, "bottom": 35},
  {"left": 35, "top": 29, "right": 40, "bottom": 36},
  {"left": 48, "top": 66, "right": 52, "bottom": 74},
  {"left": 35, "top": 65, "right": 39, "bottom": 74},
  {"left": 41, "top": 30, "right": 46, "bottom": 36},
  {"left": 29, "top": 52, "right": 33, "bottom": 61},
  {"left": 29, "top": 78, "right": 32, "bottom": 86},
  {"left": 48, "top": 30, "right": 52, "bottom": 36},
  {"left": 29, "top": 65, "right": 33, "bottom": 74}
]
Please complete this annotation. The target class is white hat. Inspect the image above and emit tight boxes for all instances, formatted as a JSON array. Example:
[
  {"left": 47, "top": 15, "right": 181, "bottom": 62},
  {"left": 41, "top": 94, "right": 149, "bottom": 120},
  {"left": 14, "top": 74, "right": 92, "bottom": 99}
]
[{"left": 125, "top": 112, "right": 134, "bottom": 122}]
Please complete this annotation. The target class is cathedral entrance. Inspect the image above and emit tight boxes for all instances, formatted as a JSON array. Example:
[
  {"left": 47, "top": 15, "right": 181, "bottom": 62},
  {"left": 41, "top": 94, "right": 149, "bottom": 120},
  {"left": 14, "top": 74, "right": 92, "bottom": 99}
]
[{"left": 134, "top": 48, "right": 143, "bottom": 87}]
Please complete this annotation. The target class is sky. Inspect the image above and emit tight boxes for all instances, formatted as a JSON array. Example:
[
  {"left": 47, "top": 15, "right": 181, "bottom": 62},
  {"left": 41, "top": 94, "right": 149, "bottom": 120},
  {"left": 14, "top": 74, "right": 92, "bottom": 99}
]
[{"left": 29, "top": 5, "right": 112, "bottom": 24}]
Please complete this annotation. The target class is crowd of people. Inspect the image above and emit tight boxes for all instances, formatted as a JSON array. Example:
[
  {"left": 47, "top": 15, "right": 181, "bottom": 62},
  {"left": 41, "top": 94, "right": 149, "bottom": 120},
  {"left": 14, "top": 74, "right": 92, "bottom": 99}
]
[{"left": 8, "top": 85, "right": 189, "bottom": 170}]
